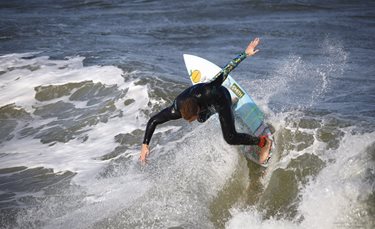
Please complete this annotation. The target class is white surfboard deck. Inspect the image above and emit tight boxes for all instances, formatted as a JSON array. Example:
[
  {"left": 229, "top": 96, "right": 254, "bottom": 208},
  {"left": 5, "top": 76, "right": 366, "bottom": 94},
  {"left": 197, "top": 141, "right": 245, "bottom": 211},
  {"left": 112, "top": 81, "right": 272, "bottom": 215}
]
[{"left": 183, "top": 54, "right": 274, "bottom": 167}]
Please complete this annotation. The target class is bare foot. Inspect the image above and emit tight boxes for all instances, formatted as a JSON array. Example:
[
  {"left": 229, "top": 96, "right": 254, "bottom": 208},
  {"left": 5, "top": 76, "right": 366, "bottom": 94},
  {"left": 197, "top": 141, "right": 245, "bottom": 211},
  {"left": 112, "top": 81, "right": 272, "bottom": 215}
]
[{"left": 259, "top": 137, "right": 272, "bottom": 164}]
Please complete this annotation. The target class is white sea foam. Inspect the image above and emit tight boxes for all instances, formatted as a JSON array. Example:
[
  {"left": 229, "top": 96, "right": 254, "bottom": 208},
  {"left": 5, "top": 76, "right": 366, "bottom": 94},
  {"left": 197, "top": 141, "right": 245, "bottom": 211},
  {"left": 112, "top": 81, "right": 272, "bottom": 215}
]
[
  {"left": 113, "top": 117, "right": 241, "bottom": 228},
  {"left": 0, "top": 53, "right": 126, "bottom": 112},
  {"left": 226, "top": 207, "right": 298, "bottom": 229},
  {"left": 1, "top": 53, "right": 243, "bottom": 228},
  {"left": 0, "top": 53, "right": 147, "bottom": 184},
  {"left": 227, "top": 129, "right": 375, "bottom": 229},
  {"left": 1, "top": 52, "right": 373, "bottom": 228},
  {"left": 0, "top": 53, "right": 160, "bottom": 227},
  {"left": 226, "top": 39, "right": 372, "bottom": 228},
  {"left": 241, "top": 38, "right": 347, "bottom": 114},
  {"left": 297, "top": 131, "right": 374, "bottom": 229}
]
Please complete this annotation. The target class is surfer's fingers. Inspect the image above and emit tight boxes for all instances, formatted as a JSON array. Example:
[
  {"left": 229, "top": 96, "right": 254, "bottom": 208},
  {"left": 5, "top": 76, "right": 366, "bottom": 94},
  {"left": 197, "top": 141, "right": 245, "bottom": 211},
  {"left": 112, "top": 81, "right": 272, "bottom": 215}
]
[
  {"left": 139, "top": 158, "right": 148, "bottom": 166},
  {"left": 250, "top": 40, "right": 259, "bottom": 49},
  {"left": 139, "top": 153, "right": 147, "bottom": 163},
  {"left": 142, "top": 151, "right": 150, "bottom": 165},
  {"left": 253, "top": 38, "right": 260, "bottom": 46}
]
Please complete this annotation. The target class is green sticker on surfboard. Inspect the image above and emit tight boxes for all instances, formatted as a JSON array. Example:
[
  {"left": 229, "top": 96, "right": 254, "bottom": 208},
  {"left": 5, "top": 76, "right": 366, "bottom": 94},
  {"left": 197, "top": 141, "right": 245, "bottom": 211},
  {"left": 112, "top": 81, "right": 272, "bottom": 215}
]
[{"left": 230, "top": 83, "right": 245, "bottom": 98}]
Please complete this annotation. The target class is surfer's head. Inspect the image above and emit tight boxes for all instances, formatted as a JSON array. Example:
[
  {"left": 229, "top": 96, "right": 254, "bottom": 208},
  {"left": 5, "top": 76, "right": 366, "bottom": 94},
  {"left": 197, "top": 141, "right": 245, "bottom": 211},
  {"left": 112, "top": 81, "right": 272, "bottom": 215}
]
[{"left": 180, "top": 97, "right": 199, "bottom": 122}]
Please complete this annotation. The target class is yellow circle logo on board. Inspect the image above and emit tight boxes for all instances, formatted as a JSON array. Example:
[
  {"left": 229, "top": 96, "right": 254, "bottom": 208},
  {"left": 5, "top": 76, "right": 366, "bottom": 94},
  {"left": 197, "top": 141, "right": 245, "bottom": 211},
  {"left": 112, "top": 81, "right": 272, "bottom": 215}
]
[{"left": 191, "top": 70, "right": 201, "bottom": 83}]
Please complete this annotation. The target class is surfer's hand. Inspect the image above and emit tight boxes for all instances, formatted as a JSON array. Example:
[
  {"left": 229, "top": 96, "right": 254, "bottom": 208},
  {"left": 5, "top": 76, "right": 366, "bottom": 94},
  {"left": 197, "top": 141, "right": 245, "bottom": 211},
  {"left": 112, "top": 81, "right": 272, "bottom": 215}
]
[
  {"left": 245, "top": 37, "right": 260, "bottom": 57},
  {"left": 139, "top": 144, "right": 150, "bottom": 165}
]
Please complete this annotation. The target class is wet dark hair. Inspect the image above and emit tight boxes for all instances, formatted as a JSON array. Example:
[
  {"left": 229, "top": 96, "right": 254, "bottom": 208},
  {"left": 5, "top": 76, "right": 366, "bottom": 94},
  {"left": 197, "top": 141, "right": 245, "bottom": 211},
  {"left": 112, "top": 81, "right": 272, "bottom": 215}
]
[{"left": 180, "top": 97, "right": 199, "bottom": 120}]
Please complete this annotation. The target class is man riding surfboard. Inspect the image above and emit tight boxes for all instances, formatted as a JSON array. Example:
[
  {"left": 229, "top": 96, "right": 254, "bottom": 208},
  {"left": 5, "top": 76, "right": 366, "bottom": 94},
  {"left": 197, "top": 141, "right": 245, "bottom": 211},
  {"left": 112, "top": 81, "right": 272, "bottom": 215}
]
[{"left": 140, "top": 38, "right": 272, "bottom": 165}]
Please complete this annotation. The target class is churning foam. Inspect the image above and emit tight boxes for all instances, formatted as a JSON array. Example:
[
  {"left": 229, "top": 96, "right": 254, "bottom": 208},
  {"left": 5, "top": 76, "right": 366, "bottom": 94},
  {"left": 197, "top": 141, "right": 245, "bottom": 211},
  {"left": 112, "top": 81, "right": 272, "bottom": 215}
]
[
  {"left": 241, "top": 37, "right": 347, "bottom": 115},
  {"left": 0, "top": 53, "right": 147, "bottom": 183},
  {"left": 1, "top": 53, "right": 244, "bottom": 228},
  {"left": 226, "top": 39, "right": 373, "bottom": 228},
  {"left": 226, "top": 119, "right": 374, "bottom": 229},
  {"left": 296, "top": 131, "right": 374, "bottom": 229},
  {"left": 226, "top": 39, "right": 375, "bottom": 229},
  {"left": 0, "top": 53, "right": 126, "bottom": 112},
  {"left": 1, "top": 53, "right": 160, "bottom": 227}
]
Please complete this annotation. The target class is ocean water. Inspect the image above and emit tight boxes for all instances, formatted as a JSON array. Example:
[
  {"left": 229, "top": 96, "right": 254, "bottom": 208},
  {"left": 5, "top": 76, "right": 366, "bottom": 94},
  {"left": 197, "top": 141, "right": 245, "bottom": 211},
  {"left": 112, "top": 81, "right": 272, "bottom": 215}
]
[{"left": 0, "top": 0, "right": 374, "bottom": 228}]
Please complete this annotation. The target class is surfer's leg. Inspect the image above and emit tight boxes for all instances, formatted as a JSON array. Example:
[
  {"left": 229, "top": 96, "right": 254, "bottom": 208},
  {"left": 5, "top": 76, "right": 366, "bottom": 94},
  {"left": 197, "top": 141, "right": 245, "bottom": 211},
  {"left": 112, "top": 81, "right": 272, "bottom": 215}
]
[{"left": 216, "top": 87, "right": 259, "bottom": 145}]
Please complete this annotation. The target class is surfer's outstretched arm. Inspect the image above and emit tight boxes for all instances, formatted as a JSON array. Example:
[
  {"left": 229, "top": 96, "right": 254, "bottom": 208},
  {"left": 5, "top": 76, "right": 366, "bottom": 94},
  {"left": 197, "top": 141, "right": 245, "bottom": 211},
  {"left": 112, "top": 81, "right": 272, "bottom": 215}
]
[
  {"left": 140, "top": 106, "right": 181, "bottom": 164},
  {"left": 210, "top": 37, "right": 260, "bottom": 87}
]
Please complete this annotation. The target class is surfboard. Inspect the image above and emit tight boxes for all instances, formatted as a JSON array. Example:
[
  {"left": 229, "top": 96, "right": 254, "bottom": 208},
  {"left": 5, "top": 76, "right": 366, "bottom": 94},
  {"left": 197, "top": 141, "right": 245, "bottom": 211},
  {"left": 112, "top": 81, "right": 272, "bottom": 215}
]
[{"left": 183, "top": 54, "right": 274, "bottom": 167}]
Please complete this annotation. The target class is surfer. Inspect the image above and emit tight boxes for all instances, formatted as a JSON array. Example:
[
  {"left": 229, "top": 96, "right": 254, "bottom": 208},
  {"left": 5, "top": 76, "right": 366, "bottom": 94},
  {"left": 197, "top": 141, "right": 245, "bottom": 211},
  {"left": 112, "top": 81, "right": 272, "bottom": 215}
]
[{"left": 140, "top": 37, "right": 272, "bottom": 164}]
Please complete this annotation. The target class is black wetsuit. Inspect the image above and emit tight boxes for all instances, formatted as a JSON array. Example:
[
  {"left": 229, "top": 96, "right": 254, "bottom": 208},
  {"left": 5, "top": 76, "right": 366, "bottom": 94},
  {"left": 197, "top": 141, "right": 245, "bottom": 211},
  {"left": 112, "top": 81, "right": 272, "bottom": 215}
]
[{"left": 143, "top": 52, "right": 260, "bottom": 146}]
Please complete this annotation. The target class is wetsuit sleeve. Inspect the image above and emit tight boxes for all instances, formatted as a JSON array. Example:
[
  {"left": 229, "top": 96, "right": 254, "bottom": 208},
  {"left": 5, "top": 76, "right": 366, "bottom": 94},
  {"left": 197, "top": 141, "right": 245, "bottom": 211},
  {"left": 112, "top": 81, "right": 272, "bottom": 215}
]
[
  {"left": 142, "top": 105, "right": 181, "bottom": 145},
  {"left": 209, "top": 52, "right": 247, "bottom": 88},
  {"left": 197, "top": 108, "right": 215, "bottom": 123}
]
